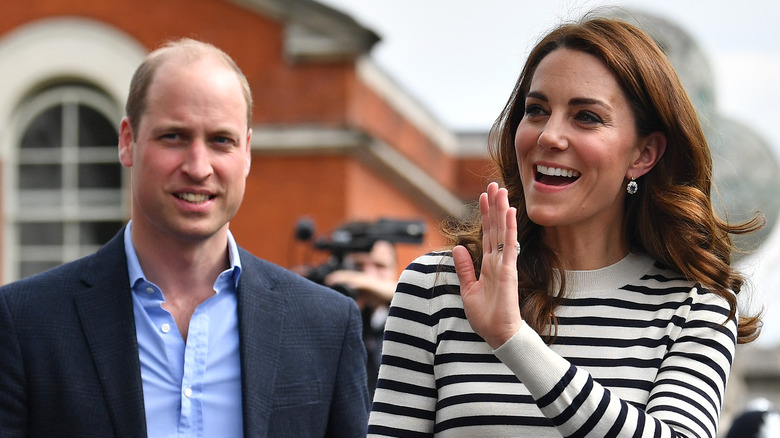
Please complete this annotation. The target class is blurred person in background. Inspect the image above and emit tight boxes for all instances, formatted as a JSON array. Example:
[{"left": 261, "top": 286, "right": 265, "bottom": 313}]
[{"left": 326, "top": 240, "right": 397, "bottom": 396}]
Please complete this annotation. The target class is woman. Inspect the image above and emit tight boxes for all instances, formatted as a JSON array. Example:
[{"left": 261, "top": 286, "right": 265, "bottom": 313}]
[{"left": 367, "top": 15, "right": 762, "bottom": 438}]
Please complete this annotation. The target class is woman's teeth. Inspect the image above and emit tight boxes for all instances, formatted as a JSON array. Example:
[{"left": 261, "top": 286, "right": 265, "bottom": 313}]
[{"left": 536, "top": 165, "right": 580, "bottom": 178}]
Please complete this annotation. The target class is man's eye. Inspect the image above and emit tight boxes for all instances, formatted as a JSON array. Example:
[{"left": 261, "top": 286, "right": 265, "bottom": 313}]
[{"left": 213, "top": 136, "right": 236, "bottom": 146}]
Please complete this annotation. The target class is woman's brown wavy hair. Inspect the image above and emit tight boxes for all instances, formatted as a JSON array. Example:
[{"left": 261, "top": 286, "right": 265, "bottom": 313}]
[{"left": 446, "top": 16, "right": 763, "bottom": 344}]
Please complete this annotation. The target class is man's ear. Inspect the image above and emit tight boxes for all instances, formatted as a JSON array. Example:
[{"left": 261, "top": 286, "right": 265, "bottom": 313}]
[
  {"left": 628, "top": 131, "right": 666, "bottom": 178},
  {"left": 118, "top": 117, "right": 134, "bottom": 168},
  {"left": 244, "top": 128, "right": 252, "bottom": 177}
]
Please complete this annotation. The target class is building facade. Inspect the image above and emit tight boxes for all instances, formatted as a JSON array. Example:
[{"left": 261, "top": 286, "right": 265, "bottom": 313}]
[{"left": 0, "top": 0, "right": 493, "bottom": 282}]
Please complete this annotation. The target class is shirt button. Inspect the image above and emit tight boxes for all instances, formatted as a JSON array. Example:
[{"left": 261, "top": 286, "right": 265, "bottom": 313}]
[
  {"left": 184, "top": 387, "right": 193, "bottom": 398},
  {"left": 145, "top": 287, "right": 154, "bottom": 294},
  {"left": 161, "top": 323, "right": 171, "bottom": 333}
]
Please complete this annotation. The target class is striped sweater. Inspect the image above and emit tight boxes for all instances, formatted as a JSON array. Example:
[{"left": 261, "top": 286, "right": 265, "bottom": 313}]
[{"left": 368, "top": 251, "right": 736, "bottom": 438}]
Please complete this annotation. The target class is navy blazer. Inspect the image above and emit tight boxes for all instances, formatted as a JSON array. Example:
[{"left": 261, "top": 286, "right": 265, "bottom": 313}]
[{"left": 0, "top": 230, "right": 370, "bottom": 437}]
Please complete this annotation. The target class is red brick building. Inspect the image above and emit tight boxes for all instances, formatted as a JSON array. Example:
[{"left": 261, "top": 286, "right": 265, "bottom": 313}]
[{"left": 0, "top": 0, "right": 492, "bottom": 281}]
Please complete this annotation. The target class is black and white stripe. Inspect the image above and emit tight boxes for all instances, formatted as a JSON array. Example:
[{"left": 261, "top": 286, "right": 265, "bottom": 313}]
[{"left": 368, "top": 251, "right": 736, "bottom": 438}]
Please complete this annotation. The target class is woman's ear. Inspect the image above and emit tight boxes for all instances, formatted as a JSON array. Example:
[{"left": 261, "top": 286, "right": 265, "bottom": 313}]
[{"left": 629, "top": 131, "right": 666, "bottom": 178}]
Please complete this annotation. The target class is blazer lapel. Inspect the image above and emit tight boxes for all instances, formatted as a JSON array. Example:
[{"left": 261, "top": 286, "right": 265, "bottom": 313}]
[
  {"left": 237, "top": 249, "right": 286, "bottom": 438},
  {"left": 74, "top": 232, "right": 147, "bottom": 438}
]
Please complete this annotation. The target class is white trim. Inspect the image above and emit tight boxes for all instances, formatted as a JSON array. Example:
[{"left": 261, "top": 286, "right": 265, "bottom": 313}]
[
  {"left": 251, "top": 125, "right": 465, "bottom": 218},
  {"left": 361, "top": 138, "right": 466, "bottom": 219},
  {"left": 251, "top": 125, "right": 366, "bottom": 150},
  {"left": 0, "top": 17, "right": 146, "bottom": 161},
  {"left": 355, "top": 57, "right": 460, "bottom": 156}
]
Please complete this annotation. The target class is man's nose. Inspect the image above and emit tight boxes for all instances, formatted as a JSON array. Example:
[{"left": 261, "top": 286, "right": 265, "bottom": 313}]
[{"left": 181, "top": 139, "right": 213, "bottom": 180}]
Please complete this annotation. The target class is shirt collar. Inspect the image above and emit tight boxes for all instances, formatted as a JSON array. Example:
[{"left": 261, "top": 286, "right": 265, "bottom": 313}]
[{"left": 124, "top": 221, "right": 243, "bottom": 289}]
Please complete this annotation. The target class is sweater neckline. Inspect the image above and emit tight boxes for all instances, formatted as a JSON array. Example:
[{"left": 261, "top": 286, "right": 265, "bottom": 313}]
[{"left": 562, "top": 252, "right": 655, "bottom": 292}]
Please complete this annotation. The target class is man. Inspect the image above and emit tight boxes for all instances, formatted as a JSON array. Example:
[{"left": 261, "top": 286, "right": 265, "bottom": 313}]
[
  {"left": 0, "top": 38, "right": 369, "bottom": 437},
  {"left": 325, "top": 240, "right": 397, "bottom": 396}
]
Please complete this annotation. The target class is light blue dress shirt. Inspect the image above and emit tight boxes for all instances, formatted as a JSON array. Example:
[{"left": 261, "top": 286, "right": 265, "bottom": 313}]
[{"left": 125, "top": 222, "right": 243, "bottom": 437}]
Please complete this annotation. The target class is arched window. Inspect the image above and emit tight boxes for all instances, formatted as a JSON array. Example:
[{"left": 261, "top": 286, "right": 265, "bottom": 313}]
[{"left": 9, "top": 85, "right": 126, "bottom": 279}]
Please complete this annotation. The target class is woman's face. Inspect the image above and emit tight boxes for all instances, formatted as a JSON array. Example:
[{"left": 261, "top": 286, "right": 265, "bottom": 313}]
[{"left": 515, "top": 48, "right": 646, "bottom": 241}]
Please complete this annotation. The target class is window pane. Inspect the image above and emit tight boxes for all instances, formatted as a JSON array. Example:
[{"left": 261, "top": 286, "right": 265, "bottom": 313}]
[
  {"left": 17, "top": 191, "right": 64, "bottom": 208},
  {"left": 19, "top": 164, "right": 61, "bottom": 189},
  {"left": 79, "top": 163, "right": 122, "bottom": 188},
  {"left": 77, "top": 189, "right": 122, "bottom": 207},
  {"left": 20, "top": 222, "right": 63, "bottom": 245},
  {"left": 79, "top": 221, "right": 123, "bottom": 245},
  {"left": 78, "top": 105, "right": 117, "bottom": 147},
  {"left": 20, "top": 106, "right": 62, "bottom": 149}
]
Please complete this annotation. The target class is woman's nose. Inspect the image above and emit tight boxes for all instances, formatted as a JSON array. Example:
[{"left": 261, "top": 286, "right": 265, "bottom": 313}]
[{"left": 536, "top": 116, "right": 569, "bottom": 151}]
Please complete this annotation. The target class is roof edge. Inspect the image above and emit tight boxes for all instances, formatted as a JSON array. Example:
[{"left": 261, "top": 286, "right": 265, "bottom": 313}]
[{"left": 229, "top": 0, "right": 380, "bottom": 62}]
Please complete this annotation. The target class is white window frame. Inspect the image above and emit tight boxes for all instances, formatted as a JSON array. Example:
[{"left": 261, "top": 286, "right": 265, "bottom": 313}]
[
  {"left": 10, "top": 85, "right": 126, "bottom": 279},
  {"left": 0, "top": 17, "right": 145, "bottom": 281}
]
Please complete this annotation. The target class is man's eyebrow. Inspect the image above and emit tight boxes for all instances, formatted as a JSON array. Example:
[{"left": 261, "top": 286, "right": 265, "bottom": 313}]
[{"left": 150, "top": 122, "right": 188, "bottom": 133}]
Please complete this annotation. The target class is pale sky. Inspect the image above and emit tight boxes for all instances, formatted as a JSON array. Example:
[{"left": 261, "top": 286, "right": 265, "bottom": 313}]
[
  {"left": 318, "top": 0, "right": 780, "bottom": 346},
  {"left": 319, "top": 0, "right": 779, "bottom": 155}
]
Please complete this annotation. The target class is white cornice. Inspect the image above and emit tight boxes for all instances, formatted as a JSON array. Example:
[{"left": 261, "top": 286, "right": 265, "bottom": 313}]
[
  {"left": 229, "top": 0, "right": 379, "bottom": 62},
  {"left": 251, "top": 125, "right": 366, "bottom": 151},
  {"left": 251, "top": 125, "right": 465, "bottom": 218},
  {"left": 356, "top": 57, "right": 460, "bottom": 156},
  {"left": 0, "top": 18, "right": 145, "bottom": 137}
]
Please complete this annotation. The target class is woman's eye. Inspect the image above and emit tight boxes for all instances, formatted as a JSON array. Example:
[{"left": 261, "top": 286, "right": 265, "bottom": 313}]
[
  {"left": 576, "top": 111, "right": 603, "bottom": 124},
  {"left": 524, "top": 104, "right": 547, "bottom": 117}
]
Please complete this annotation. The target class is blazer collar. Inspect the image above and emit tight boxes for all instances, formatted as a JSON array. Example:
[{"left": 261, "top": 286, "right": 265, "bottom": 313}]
[
  {"left": 74, "top": 229, "right": 147, "bottom": 438},
  {"left": 236, "top": 248, "right": 287, "bottom": 437}
]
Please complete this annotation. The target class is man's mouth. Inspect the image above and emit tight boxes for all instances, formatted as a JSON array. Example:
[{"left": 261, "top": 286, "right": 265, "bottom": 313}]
[
  {"left": 535, "top": 165, "right": 581, "bottom": 186},
  {"left": 176, "top": 193, "right": 213, "bottom": 204}
]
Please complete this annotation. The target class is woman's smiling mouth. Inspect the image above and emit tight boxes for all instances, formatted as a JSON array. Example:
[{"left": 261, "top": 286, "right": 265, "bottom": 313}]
[{"left": 535, "top": 165, "right": 581, "bottom": 186}]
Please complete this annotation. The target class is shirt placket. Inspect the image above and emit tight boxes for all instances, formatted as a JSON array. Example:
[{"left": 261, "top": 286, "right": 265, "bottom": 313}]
[{"left": 178, "top": 305, "right": 210, "bottom": 437}]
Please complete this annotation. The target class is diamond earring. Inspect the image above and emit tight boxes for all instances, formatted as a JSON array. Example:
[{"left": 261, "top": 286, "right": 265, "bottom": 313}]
[{"left": 627, "top": 177, "right": 638, "bottom": 195}]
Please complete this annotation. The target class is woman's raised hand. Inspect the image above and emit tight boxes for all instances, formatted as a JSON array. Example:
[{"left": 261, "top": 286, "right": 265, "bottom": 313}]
[{"left": 453, "top": 182, "right": 522, "bottom": 349}]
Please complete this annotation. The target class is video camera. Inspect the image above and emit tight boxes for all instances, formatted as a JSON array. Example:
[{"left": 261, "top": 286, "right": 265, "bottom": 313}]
[{"left": 295, "top": 217, "right": 425, "bottom": 297}]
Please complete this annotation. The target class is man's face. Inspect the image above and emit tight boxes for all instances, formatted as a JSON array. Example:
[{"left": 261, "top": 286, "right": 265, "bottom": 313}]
[
  {"left": 118, "top": 57, "right": 252, "bottom": 245},
  {"left": 349, "top": 241, "right": 397, "bottom": 281}
]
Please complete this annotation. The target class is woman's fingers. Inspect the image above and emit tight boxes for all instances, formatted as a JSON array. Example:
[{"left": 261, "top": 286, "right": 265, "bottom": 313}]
[
  {"left": 479, "top": 191, "right": 491, "bottom": 256},
  {"left": 487, "top": 183, "right": 499, "bottom": 253},
  {"left": 503, "top": 207, "right": 519, "bottom": 267},
  {"left": 453, "top": 245, "right": 476, "bottom": 293},
  {"left": 481, "top": 182, "right": 508, "bottom": 254},
  {"left": 495, "top": 186, "right": 508, "bottom": 252}
]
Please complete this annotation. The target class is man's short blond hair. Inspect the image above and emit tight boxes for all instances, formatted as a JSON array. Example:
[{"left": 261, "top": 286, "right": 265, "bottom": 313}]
[{"left": 124, "top": 38, "right": 252, "bottom": 138}]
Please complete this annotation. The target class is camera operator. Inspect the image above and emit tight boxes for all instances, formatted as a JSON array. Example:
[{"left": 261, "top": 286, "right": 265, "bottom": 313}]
[
  {"left": 293, "top": 217, "right": 424, "bottom": 396},
  {"left": 325, "top": 240, "right": 397, "bottom": 397}
]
